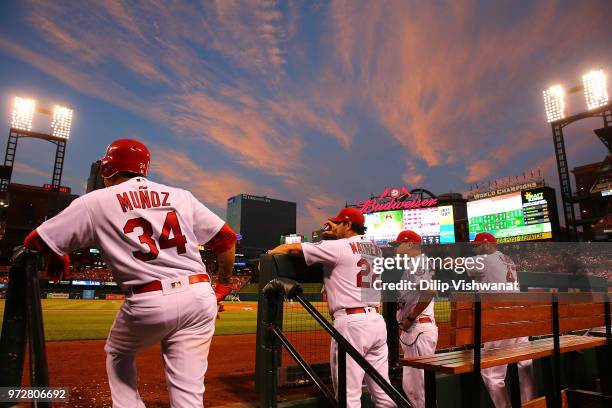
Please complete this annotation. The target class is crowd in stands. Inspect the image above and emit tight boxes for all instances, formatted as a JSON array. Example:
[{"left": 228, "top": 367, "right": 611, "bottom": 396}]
[
  {"left": 66, "top": 261, "right": 254, "bottom": 291},
  {"left": 70, "top": 267, "right": 114, "bottom": 282},
  {"left": 503, "top": 242, "right": 611, "bottom": 282}
]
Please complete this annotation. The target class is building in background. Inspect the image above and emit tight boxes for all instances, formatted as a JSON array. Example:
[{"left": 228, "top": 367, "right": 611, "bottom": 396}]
[
  {"left": 572, "top": 155, "right": 612, "bottom": 241},
  {"left": 86, "top": 161, "right": 104, "bottom": 193},
  {"left": 226, "top": 194, "right": 296, "bottom": 258},
  {"left": 0, "top": 183, "right": 78, "bottom": 261}
]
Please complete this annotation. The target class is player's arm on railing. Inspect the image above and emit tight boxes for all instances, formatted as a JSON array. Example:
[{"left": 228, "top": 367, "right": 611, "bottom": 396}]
[
  {"left": 268, "top": 243, "right": 303, "bottom": 256},
  {"left": 207, "top": 224, "right": 237, "bottom": 301},
  {"left": 23, "top": 229, "right": 70, "bottom": 280}
]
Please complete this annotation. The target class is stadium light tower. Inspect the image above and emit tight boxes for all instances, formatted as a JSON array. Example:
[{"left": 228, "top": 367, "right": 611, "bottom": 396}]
[
  {"left": 543, "top": 68, "right": 612, "bottom": 241},
  {"left": 0, "top": 96, "right": 74, "bottom": 192},
  {"left": 582, "top": 69, "right": 609, "bottom": 110},
  {"left": 543, "top": 85, "right": 566, "bottom": 123}
]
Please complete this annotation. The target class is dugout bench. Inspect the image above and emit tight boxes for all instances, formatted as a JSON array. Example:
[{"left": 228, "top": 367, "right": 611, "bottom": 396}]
[{"left": 400, "top": 292, "right": 611, "bottom": 408}]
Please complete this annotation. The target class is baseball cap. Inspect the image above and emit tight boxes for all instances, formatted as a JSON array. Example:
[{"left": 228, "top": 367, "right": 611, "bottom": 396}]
[
  {"left": 473, "top": 232, "right": 497, "bottom": 243},
  {"left": 328, "top": 208, "right": 365, "bottom": 226},
  {"left": 389, "top": 230, "right": 422, "bottom": 246}
]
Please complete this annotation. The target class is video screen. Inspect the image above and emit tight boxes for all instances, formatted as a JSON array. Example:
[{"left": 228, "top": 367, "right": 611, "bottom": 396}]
[
  {"left": 364, "top": 205, "right": 455, "bottom": 245},
  {"left": 283, "top": 234, "right": 303, "bottom": 244},
  {"left": 467, "top": 189, "right": 553, "bottom": 242}
]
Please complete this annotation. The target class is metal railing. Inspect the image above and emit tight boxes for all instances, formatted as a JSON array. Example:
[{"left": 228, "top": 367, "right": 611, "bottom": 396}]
[
  {"left": 0, "top": 247, "right": 49, "bottom": 408},
  {"left": 260, "top": 278, "right": 412, "bottom": 408}
]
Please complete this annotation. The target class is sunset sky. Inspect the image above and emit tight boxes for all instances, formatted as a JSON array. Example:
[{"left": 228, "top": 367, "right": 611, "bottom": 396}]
[{"left": 1, "top": 0, "right": 611, "bottom": 234}]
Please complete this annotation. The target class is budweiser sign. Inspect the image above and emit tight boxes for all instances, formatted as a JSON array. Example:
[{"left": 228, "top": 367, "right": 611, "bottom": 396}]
[{"left": 356, "top": 186, "right": 437, "bottom": 214}]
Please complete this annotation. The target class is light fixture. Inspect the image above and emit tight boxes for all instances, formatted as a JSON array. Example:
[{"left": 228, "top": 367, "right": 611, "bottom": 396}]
[
  {"left": 51, "top": 105, "right": 73, "bottom": 139},
  {"left": 543, "top": 85, "right": 565, "bottom": 123},
  {"left": 582, "top": 69, "right": 609, "bottom": 110},
  {"left": 11, "top": 97, "right": 36, "bottom": 131}
]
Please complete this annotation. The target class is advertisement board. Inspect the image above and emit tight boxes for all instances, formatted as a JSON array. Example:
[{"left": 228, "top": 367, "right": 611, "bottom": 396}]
[
  {"left": 467, "top": 188, "right": 555, "bottom": 242},
  {"left": 364, "top": 205, "right": 455, "bottom": 245},
  {"left": 47, "top": 292, "right": 70, "bottom": 299},
  {"left": 82, "top": 290, "right": 95, "bottom": 299}
]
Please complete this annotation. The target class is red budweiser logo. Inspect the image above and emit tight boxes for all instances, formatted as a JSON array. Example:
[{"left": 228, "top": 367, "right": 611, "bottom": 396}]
[{"left": 356, "top": 186, "right": 437, "bottom": 214}]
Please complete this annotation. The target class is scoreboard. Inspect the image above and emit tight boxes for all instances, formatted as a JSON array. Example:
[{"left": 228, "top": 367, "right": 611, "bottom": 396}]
[
  {"left": 467, "top": 187, "right": 559, "bottom": 242},
  {"left": 364, "top": 205, "right": 455, "bottom": 245}
]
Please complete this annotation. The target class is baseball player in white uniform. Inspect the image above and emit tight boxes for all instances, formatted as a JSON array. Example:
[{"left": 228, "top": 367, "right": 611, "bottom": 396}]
[
  {"left": 270, "top": 208, "right": 396, "bottom": 408},
  {"left": 391, "top": 230, "right": 437, "bottom": 408},
  {"left": 468, "top": 232, "right": 536, "bottom": 408},
  {"left": 24, "top": 139, "right": 236, "bottom": 408}
]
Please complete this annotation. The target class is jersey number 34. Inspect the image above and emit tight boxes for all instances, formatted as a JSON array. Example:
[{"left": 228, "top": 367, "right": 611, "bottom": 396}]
[{"left": 123, "top": 211, "right": 187, "bottom": 261}]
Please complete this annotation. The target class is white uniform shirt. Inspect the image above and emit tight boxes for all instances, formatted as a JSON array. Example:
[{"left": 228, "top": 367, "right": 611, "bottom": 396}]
[
  {"left": 467, "top": 250, "right": 519, "bottom": 289},
  {"left": 396, "top": 254, "right": 435, "bottom": 322},
  {"left": 302, "top": 235, "right": 382, "bottom": 315},
  {"left": 37, "top": 177, "right": 225, "bottom": 289}
]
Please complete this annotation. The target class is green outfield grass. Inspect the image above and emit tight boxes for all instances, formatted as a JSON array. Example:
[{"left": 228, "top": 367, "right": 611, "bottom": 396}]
[
  {"left": 0, "top": 299, "right": 260, "bottom": 341},
  {"left": 0, "top": 298, "right": 450, "bottom": 342}
]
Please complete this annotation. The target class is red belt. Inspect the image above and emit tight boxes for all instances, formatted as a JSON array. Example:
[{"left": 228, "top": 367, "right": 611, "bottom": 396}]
[
  {"left": 345, "top": 306, "right": 379, "bottom": 315},
  {"left": 415, "top": 316, "right": 433, "bottom": 324},
  {"left": 132, "top": 274, "right": 210, "bottom": 294}
]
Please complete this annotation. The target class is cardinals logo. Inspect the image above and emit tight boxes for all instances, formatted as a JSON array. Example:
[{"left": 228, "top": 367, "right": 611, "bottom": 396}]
[{"left": 379, "top": 186, "right": 411, "bottom": 200}]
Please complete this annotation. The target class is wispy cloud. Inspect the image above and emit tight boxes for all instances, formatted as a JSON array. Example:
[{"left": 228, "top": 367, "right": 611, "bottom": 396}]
[
  {"left": 13, "top": 162, "right": 49, "bottom": 179},
  {"left": 150, "top": 148, "right": 267, "bottom": 213},
  {"left": 1, "top": 0, "right": 610, "bottom": 233}
]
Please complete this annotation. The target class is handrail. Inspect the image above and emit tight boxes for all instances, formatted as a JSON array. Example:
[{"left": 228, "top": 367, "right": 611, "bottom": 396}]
[
  {"left": 0, "top": 247, "right": 49, "bottom": 408},
  {"left": 263, "top": 278, "right": 412, "bottom": 408},
  {"left": 268, "top": 325, "right": 337, "bottom": 407}
]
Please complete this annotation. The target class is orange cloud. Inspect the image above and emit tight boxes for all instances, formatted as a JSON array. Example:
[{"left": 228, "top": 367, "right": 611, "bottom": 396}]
[
  {"left": 464, "top": 160, "right": 495, "bottom": 184},
  {"left": 150, "top": 148, "right": 267, "bottom": 211}
]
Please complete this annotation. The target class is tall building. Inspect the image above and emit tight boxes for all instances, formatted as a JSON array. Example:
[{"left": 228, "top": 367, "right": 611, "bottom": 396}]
[
  {"left": 226, "top": 194, "right": 296, "bottom": 256},
  {"left": 87, "top": 161, "right": 104, "bottom": 193}
]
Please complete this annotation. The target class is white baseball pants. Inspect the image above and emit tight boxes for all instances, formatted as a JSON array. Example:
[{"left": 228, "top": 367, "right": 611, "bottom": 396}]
[
  {"left": 399, "top": 322, "right": 438, "bottom": 408},
  {"left": 104, "top": 281, "right": 217, "bottom": 408},
  {"left": 330, "top": 312, "right": 396, "bottom": 408},
  {"left": 481, "top": 338, "right": 536, "bottom": 408}
]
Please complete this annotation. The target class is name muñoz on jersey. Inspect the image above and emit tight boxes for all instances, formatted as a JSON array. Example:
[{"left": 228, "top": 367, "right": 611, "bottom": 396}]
[{"left": 37, "top": 177, "right": 224, "bottom": 289}]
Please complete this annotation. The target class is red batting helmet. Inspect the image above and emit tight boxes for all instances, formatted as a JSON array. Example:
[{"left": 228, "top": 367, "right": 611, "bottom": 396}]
[{"left": 100, "top": 139, "right": 150, "bottom": 178}]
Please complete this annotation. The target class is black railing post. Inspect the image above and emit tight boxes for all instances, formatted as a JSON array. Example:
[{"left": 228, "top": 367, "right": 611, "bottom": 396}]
[
  {"left": 601, "top": 294, "right": 611, "bottom": 396},
  {"left": 472, "top": 293, "right": 482, "bottom": 408},
  {"left": 0, "top": 250, "right": 28, "bottom": 396},
  {"left": 338, "top": 345, "right": 347, "bottom": 408},
  {"left": 508, "top": 363, "right": 521, "bottom": 408},
  {"left": 259, "top": 283, "right": 283, "bottom": 407},
  {"left": 24, "top": 254, "right": 49, "bottom": 392},
  {"left": 551, "top": 293, "right": 561, "bottom": 408}
]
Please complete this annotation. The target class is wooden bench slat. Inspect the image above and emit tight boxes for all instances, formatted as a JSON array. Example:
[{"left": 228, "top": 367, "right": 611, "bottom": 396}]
[
  {"left": 400, "top": 335, "right": 605, "bottom": 374},
  {"left": 557, "top": 292, "right": 608, "bottom": 303},
  {"left": 454, "top": 305, "right": 553, "bottom": 328},
  {"left": 560, "top": 316, "right": 606, "bottom": 332},
  {"left": 452, "top": 304, "right": 606, "bottom": 329},
  {"left": 402, "top": 337, "right": 567, "bottom": 365},
  {"left": 454, "top": 316, "right": 605, "bottom": 345},
  {"left": 450, "top": 292, "right": 554, "bottom": 306}
]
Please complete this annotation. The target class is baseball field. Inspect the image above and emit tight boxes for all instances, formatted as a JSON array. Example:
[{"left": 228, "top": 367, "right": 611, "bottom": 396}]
[
  {"left": 0, "top": 299, "right": 338, "bottom": 340},
  {"left": 0, "top": 299, "right": 451, "bottom": 407}
]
